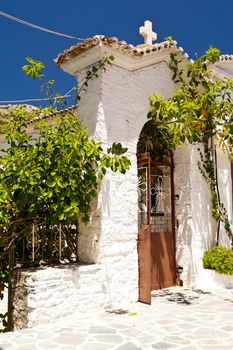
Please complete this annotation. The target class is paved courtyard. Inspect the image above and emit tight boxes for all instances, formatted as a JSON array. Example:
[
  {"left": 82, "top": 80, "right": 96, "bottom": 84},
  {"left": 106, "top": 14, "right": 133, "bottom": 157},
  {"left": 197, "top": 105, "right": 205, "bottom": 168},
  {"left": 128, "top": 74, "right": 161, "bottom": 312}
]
[{"left": 0, "top": 287, "right": 233, "bottom": 349}]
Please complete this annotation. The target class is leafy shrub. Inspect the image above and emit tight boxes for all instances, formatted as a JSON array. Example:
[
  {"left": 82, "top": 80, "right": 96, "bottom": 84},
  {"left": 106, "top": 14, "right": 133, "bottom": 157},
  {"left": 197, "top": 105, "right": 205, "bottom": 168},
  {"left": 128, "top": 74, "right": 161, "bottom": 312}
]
[{"left": 203, "top": 246, "right": 233, "bottom": 275}]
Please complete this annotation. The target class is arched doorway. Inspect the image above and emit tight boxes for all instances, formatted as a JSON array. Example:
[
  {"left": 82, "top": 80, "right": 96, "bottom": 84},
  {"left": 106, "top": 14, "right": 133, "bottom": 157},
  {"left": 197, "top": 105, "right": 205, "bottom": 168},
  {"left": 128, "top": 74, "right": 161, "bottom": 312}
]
[{"left": 137, "top": 121, "right": 176, "bottom": 304}]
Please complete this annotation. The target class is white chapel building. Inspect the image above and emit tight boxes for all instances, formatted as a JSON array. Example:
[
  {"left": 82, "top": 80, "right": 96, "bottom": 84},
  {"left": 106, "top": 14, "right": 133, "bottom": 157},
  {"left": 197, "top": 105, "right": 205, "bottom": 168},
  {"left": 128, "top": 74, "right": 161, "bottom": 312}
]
[{"left": 54, "top": 21, "right": 233, "bottom": 306}]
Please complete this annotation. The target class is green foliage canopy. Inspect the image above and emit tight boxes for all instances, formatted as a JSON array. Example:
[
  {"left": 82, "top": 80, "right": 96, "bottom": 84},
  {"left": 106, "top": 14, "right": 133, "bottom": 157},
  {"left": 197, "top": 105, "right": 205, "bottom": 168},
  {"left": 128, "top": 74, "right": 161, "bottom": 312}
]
[
  {"left": 148, "top": 47, "right": 233, "bottom": 153},
  {"left": 0, "top": 57, "right": 131, "bottom": 246},
  {"left": 147, "top": 47, "right": 233, "bottom": 244},
  {"left": 203, "top": 246, "right": 233, "bottom": 275}
]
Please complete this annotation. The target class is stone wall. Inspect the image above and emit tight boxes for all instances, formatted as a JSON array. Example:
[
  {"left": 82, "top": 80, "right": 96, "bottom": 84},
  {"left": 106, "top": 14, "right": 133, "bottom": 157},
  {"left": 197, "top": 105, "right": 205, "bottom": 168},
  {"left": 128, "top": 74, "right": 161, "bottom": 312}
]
[
  {"left": 76, "top": 60, "right": 233, "bottom": 290},
  {"left": 12, "top": 57, "right": 233, "bottom": 328},
  {"left": 174, "top": 143, "right": 218, "bottom": 287},
  {"left": 174, "top": 144, "right": 195, "bottom": 286},
  {"left": 6, "top": 45, "right": 233, "bottom": 329},
  {"left": 216, "top": 147, "right": 233, "bottom": 247},
  {"left": 11, "top": 60, "right": 178, "bottom": 329},
  {"left": 76, "top": 61, "right": 176, "bottom": 303},
  {"left": 12, "top": 272, "right": 28, "bottom": 329},
  {"left": 189, "top": 144, "right": 217, "bottom": 286},
  {"left": 12, "top": 264, "right": 103, "bottom": 329}
]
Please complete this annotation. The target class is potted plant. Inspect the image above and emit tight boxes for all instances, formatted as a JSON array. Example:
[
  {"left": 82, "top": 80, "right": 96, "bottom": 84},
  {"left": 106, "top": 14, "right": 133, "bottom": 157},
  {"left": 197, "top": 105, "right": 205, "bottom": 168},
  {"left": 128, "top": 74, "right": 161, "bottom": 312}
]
[{"left": 203, "top": 246, "right": 233, "bottom": 288}]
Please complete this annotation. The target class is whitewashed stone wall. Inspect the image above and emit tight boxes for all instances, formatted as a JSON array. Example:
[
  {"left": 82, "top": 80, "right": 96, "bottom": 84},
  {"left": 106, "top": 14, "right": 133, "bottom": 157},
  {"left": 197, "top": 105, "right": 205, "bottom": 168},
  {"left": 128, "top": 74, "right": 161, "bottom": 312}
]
[
  {"left": 76, "top": 62, "right": 176, "bottom": 304},
  {"left": 175, "top": 144, "right": 219, "bottom": 287},
  {"left": 174, "top": 144, "right": 193, "bottom": 286},
  {"left": 190, "top": 145, "right": 217, "bottom": 287},
  {"left": 77, "top": 61, "right": 233, "bottom": 290},
  {"left": 216, "top": 147, "right": 233, "bottom": 247},
  {"left": 12, "top": 60, "right": 178, "bottom": 329},
  {"left": 174, "top": 144, "right": 217, "bottom": 287},
  {"left": 12, "top": 54, "right": 233, "bottom": 330},
  {"left": 12, "top": 264, "right": 103, "bottom": 329},
  {"left": 175, "top": 143, "right": 232, "bottom": 288}
]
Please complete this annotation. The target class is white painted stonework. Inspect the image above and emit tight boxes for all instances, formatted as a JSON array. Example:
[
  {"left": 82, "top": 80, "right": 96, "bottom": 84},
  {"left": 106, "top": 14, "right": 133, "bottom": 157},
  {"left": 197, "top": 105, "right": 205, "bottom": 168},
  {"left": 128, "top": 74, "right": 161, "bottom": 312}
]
[
  {"left": 68, "top": 45, "right": 233, "bottom": 292},
  {"left": 174, "top": 144, "right": 217, "bottom": 287},
  {"left": 74, "top": 54, "right": 232, "bottom": 292},
  {"left": 13, "top": 264, "right": 103, "bottom": 329},
  {"left": 76, "top": 61, "right": 176, "bottom": 303},
  {"left": 12, "top": 35, "right": 233, "bottom": 328}
]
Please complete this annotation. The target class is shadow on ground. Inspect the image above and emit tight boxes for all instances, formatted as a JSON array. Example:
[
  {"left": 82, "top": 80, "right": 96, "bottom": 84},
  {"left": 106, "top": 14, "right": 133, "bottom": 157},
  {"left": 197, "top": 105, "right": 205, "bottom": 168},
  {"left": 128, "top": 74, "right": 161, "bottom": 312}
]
[
  {"left": 106, "top": 309, "right": 129, "bottom": 315},
  {"left": 151, "top": 288, "right": 212, "bottom": 305}
]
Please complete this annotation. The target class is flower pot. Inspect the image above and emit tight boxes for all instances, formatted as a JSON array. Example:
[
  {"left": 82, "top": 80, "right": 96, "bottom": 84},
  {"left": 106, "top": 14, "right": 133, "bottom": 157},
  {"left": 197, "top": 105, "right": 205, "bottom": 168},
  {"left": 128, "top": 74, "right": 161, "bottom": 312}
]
[{"left": 214, "top": 272, "right": 233, "bottom": 289}]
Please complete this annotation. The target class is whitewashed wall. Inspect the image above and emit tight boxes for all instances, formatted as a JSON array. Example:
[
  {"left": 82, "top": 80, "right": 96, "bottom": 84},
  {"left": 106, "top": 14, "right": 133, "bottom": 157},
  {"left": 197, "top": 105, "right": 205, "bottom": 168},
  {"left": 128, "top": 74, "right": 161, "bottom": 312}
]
[
  {"left": 13, "top": 265, "right": 103, "bottom": 329},
  {"left": 190, "top": 145, "right": 218, "bottom": 287},
  {"left": 175, "top": 143, "right": 232, "bottom": 288},
  {"left": 77, "top": 61, "right": 233, "bottom": 291},
  {"left": 12, "top": 61, "right": 177, "bottom": 329},
  {"left": 77, "top": 62, "right": 175, "bottom": 303},
  {"left": 174, "top": 144, "right": 217, "bottom": 287},
  {"left": 216, "top": 147, "right": 233, "bottom": 247},
  {"left": 13, "top": 55, "right": 233, "bottom": 330},
  {"left": 77, "top": 62, "right": 226, "bottom": 291},
  {"left": 174, "top": 144, "right": 193, "bottom": 286}
]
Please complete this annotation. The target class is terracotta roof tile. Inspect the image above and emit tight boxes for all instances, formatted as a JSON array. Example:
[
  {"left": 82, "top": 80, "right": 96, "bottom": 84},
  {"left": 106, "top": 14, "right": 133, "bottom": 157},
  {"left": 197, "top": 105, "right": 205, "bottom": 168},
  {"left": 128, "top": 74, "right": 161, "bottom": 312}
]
[
  {"left": 55, "top": 36, "right": 179, "bottom": 67},
  {"left": 0, "top": 104, "right": 77, "bottom": 124},
  {"left": 219, "top": 55, "right": 233, "bottom": 62}
]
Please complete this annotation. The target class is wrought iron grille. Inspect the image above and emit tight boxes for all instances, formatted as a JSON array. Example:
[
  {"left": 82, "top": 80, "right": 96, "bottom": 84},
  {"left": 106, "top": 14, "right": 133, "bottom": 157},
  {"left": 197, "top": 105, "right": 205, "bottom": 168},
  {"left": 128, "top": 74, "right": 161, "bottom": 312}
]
[
  {"left": 0, "top": 223, "right": 78, "bottom": 332},
  {"left": 137, "top": 153, "right": 174, "bottom": 233},
  {"left": 14, "top": 223, "right": 78, "bottom": 266}
]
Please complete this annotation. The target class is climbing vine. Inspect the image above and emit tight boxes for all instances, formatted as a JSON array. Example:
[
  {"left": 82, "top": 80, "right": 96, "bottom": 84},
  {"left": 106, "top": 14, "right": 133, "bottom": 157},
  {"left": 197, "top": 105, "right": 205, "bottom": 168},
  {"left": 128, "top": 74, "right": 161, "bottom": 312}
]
[
  {"left": 197, "top": 145, "right": 233, "bottom": 246},
  {"left": 148, "top": 46, "right": 233, "bottom": 247}
]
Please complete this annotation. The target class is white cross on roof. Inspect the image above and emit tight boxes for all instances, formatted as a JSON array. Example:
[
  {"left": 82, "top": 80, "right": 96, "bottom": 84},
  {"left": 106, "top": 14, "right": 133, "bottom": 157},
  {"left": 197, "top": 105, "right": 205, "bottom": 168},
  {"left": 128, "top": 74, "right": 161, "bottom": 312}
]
[{"left": 139, "top": 20, "right": 157, "bottom": 45}]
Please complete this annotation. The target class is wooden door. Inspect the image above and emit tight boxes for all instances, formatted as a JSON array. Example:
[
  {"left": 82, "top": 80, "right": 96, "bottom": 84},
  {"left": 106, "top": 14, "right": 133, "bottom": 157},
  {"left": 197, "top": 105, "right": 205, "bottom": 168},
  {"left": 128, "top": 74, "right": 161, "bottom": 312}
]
[
  {"left": 138, "top": 225, "right": 151, "bottom": 304},
  {"left": 137, "top": 154, "right": 176, "bottom": 299},
  {"left": 151, "top": 231, "right": 176, "bottom": 289},
  {"left": 150, "top": 163, "right": 176, "bottom": 289}
]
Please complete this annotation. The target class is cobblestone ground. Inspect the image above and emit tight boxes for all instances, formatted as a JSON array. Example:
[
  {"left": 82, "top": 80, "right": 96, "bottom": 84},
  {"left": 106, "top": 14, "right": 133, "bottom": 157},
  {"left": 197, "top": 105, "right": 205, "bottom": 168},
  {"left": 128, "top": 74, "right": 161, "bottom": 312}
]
[{"left": 0, "top": 287, "right": 233, "bottom": 349}]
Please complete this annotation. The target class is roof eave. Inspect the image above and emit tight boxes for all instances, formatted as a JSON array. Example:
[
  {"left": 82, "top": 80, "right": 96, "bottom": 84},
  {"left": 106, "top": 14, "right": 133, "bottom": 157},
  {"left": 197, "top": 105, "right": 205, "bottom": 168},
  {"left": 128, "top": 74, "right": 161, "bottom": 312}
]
[{"left": 58, "top": 44, "right": 185, "bottom": 76}]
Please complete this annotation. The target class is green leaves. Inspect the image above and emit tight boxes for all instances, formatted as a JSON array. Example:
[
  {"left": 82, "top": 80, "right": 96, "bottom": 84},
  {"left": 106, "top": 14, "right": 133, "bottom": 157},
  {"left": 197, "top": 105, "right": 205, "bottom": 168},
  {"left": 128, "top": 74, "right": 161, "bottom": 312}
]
[
  {"left": 203, "top": 246, "right": 233, "bottom": 274},
  {"left": 204, "top": 46, "right": 221, "bottom": 64},
  {"left": 77, "top": 56, "right": 115, "bottom": 99},
  {"left": 0, "top": 54, "right": 130, "bottom": 252},
  {"left": 147, "top": 46, "right": 233, "bottom": 243},
  {"left": 148, "top": 47, "right": 233, "bottom": 150},
  {"left": 164, "top": 35, "right": 173, "bottom": 42},
  {"left": 22, "top": 57, "right": 45, "bottom": 79},
  {"left": 108, "top": 142, "right": 127, "bottom": 155},
  {"left": 0, "top": 108, "right": 131, "bottom": 227}
]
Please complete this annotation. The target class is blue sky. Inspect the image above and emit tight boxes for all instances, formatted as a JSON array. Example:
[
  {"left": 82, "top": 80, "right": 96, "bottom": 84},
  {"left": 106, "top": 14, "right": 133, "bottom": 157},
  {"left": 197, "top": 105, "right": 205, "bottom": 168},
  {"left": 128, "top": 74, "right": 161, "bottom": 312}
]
[{"left": 1, "top": 0, "right": 233, "bottom": 107}]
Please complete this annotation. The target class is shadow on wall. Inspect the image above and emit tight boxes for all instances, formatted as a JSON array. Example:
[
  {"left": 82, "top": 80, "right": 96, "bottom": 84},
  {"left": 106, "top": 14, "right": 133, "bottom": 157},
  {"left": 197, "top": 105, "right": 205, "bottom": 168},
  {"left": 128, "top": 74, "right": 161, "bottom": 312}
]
[
  {"left": 102, "top": 178, "right": 111, "bottom": 217},
  {"left": 190, "top": 145, "right": 217, "bottom": 252},
  {"left": 174, "top": 144, "right": 217, "bottom": 287},
  {"left": 174, "top": 145, "right": 193, "bottom": 287},
  {"left": 217, "top": 149, "right": 232, "bottom": 247},
  {"left": 175, "top": 206, "right": 193, "bottom": 287}
]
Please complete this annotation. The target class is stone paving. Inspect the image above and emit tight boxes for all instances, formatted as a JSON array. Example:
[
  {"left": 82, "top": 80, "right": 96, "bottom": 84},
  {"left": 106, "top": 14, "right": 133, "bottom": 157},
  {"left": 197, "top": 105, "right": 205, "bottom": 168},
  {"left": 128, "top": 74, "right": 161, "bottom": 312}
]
[{"left": 0, "top": 287, "right": 233, "bottom": 349}]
